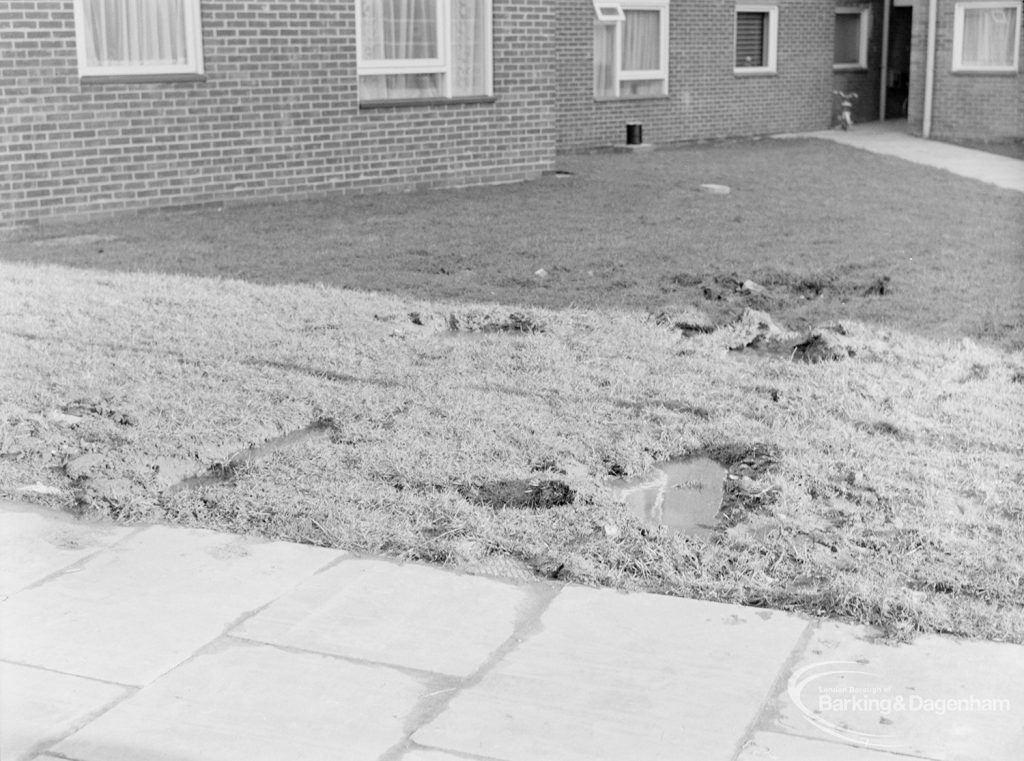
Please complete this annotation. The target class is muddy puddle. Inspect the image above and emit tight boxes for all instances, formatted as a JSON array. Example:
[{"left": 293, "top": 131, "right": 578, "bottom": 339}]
[
  {"left": 168, "top": 420, "right": 334, "bottom": 493},
  {"left": 609, "top": 457, "right": 727, "bottom": 538}
]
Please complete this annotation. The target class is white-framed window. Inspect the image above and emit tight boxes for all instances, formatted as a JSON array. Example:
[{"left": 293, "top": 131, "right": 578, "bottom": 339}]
[
  {"left": 953, "top": 1, "right": 1022, "bottom": 72},
  {"left": 734, "top": 5, "right": 778, "bottom": 75},
  {"left": 834, "top": 7, "right": 871, "bottom": 70},
  {"left": 593, "top": 1, "right": 626, "bottom": 23},
  {"left": 73, "top": 0, "right": 204, "bottom": 78},
  {"left": 593, "top": 0, "right": 670, "bottom": 99},
  {"left": 357, "top": 0, "right": 493, "bottom": 101}
]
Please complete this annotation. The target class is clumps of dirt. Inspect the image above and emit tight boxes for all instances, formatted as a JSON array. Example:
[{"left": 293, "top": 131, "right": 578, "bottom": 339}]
[
  {"left": 459, "top": 478, "right": 576, "bottom": 510},
  {"left": 70, "top": 477, "right": 147, "bottom": 521},
  {"left": 661, "top": 269, "right": 894, "bottom": 308},
  {"left": 707, "top": 444, "right": 781, "bottom": 529},
  {"left": 855, "top": 420, "right": 908, "bottom": 440},
  {"left": 723, "top": 308, "right": 799, "bottom": 350},
  {"left": 1011, "top": 369, "right": 1024, "bottom": 384},
  {"left": 677, "top": 308, "right": 858, "bottom": 364},
  {"left": 448, "top": 309, "right": 546, "bottom": 334},
  {"left": 790, "top": 327, "right": 857, "bottom": 363},
  {"left": 651, "top": 306, "right": 717, "bottom": 336},
  {"left": 809, "top": 469, "right": 884, "bottom": 510},
  {"left": 410, "top": 308, "right": 547, "bottom": 334},
  {"left": 960, "top": 363, "right": 991, "bottom": 383},
  {"left": 64, "top": 452, "right": 105, "bottom": 480},
  {"left": 63, "top": 397, "right": 137, "bottom": 427},
  {"left": 861, "top": 276, "right": 892, "bottom": 296},
  {"left": 661, "top": 273, "right": 704, "bottom": 290},
  {"left": 604, "top": 460, "right": 627, "bottom": 478}
]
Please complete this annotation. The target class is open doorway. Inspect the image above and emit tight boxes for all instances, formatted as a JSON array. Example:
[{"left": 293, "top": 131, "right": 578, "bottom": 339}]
[{"left": 886, "top": 3, "right": 913, "bottom": 119}]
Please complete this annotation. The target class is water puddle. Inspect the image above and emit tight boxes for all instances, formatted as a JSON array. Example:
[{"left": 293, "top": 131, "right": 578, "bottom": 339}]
[
  {"left": 609, "top": 457, "right": 727, "bottom": 538},
  {"left": 168, "top": 420, "right": 334, "bottom": 493}
]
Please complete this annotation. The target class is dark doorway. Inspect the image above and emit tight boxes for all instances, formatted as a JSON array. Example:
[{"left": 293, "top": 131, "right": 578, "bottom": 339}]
[{"left": 886, "top": 6, "right": 913, "bottom": 119}]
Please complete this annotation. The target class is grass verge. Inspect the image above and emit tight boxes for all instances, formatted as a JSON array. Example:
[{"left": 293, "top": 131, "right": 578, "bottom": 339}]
[
  {"left": 4, "top": 138, "right": 1022, "bottom": 351},
  {"left": 2, "top": 262, "right": 1022, "bottom": 642}
]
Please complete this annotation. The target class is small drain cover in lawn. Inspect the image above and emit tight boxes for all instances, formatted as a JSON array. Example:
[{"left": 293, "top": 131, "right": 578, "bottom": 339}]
[{"left": 610, "top": 457, "right": 727, "bottom": 538}]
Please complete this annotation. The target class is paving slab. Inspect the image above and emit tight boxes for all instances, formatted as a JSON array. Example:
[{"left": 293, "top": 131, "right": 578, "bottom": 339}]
[
  {"left": 52, "top": 639, "right": 427, "bottom": 761},
  {"left": 0, "top": 662, "right": 129, "bottom": 761},
  {"left": 736, "top": 731, "right": 929, "bottom": 760},
  {"left": 414, "top": 585, "right": 810, "bottom": 761},
  {"left": 400, "top": 750, "right": 496, "bottom": 761},
  {"left": 232, "top": 559, "right": 533, "bottom": 677},
  {"left": 0, "top": 501, "right": 133, "bottom": 598},
  {"left": 0, "top": 525, "right": 339, "bottom": 685},
  {"left": 767, "top": 621, "right": 1024, "bottom": 760}
]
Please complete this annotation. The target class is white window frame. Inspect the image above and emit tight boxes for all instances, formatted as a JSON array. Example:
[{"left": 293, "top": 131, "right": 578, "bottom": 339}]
[
  {"left": 356, "top": 0, "right": 494, "bottom": 100},
  {"left": 952, "top": 1, "right": 1022, "bottom": 73},
  {"left": 594, "top": 0, "right": 670, "bottom": 99},
  {"left": 593, "top": 1, "right": 626, "bottom": 23},
  {"left": 72, "top": 0, "right": 205, "bottom": 78},
  {"left": 833, "top": 7, "right": 871, "bottom": 70},
  {"left": 734, "top": 5, "right": 779, "bottom": 75}
]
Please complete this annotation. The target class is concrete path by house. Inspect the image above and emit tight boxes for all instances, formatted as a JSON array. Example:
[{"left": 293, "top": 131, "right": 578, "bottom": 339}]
[
  {"left": 3, "top": 500, "right": 1023, "bottom": 761},
  {"left": 775, "top": 121, "right": 1024, "bottom": 193}
]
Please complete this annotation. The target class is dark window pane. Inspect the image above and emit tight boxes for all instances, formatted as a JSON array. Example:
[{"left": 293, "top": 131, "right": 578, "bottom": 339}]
[{"left": 736, "top": 12, "right": 767, "bottom": 68}]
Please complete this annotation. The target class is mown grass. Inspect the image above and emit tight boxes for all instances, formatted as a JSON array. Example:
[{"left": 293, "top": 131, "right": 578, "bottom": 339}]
[
  {"left": 2, "top": 262, "right": 1022, "bottom": 642},
  {"left": 4, "top": 139, "right": 1023, "bottom": 351},
  {"left": 935, "top": 137, "right": 1024, "bottom": 161}
]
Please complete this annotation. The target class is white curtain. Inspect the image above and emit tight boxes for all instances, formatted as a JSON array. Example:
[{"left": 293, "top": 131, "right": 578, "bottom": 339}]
[
  {"left": 621, "top": 10, "right": 661, "bottom": 96},
  {"left": 360, "top": 0, "right": 486, "bottom": 100},
  {"left": 593, "top": 23, "right": 616, "bottom": 96},
  {"left": 962, "top": 7, "right": 1018, "bottom": 66},
  {"left": 361, "top": 0, "right": 439, "bottom": 61},
  {"left": 85, "top": 0, "right": 188, "bottom": 67},
  {"left": 450, "top": 0, "right": 484, "bottom": 96},
  {"left": 621, "top": 10, "right": 659, "bottom": 71}
]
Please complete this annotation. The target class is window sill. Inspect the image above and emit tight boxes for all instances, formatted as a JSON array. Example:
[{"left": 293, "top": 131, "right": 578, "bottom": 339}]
[
  {"left": 950, "top": 68, "right": 1019, "bottom": 77},
  {"left": 733, "top": 69, "right": 777, "bottom": 77},
  {"left": 359, "top": 96, "right": 497, "bottom": 109},
  {"left": 593, "top": 95, "right": 671, "bottom": 102},
  {"left": 80, "top": 73, "right": 207, "bottom": 85}
]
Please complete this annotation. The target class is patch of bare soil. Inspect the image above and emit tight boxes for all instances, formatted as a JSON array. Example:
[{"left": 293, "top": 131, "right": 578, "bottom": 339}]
[
  {"left": 408, "top": 308, "right": 548, "bottom": 335},
  {"left": 459, "top": 478, "right": 576, "bottom": 510},
  {"left": 693, "top": 271, "right": 892, "bottom": 309}
]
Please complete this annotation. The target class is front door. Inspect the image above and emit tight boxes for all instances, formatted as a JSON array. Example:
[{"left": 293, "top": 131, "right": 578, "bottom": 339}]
[{"left": 886, "top": 5, "right": 913, "bottom": 119}]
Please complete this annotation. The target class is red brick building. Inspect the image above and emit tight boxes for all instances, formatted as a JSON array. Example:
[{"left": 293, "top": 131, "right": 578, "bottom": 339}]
[
  {"left": 901, "top": 0, "right": 1023, "bottom": 139},
  {"left": 2, "top": 1, "right": 1019, "bottom": 228}
]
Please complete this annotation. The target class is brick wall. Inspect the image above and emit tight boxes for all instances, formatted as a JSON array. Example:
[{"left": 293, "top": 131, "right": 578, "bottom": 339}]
[
  {"left": 831, "top": 0, "right": 885, "bottom": 126},
  {"left": 907, "top": 0, "right": 1023, "bottom": 139},
  {"left": 555, "top": 0, "right": 834, "bottom": 151},
  {"left": 1, "top": 0, "right": 556, "bottom": 227}
]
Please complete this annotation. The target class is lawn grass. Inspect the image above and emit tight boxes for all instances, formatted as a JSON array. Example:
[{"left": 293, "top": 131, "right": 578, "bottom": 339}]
[
  {"left": 935, "top": 137, "right": 1024, "bottom": 161},
  {"left": 2, "top": 138, "right": 1022, "bottom": 642},
  {"left": 2, "top": 261, "right": 1022, "bottom": 642},
  {"left": 4, "top": 139, "right": 1023, "bottom": 351}
]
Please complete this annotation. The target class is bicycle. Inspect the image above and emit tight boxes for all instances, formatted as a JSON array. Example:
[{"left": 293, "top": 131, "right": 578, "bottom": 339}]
[{"left": 833, "top": 90, "right": 858, "bottom": 130}]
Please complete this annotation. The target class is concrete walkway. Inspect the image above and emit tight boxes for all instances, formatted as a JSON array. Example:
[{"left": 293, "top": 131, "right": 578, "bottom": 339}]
[
  {"left": 3, "top": 500, "right": 1023, "bottom": 761},
  {"left": 775, "top": 121, "right": 1024, "bottom": 193}
]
